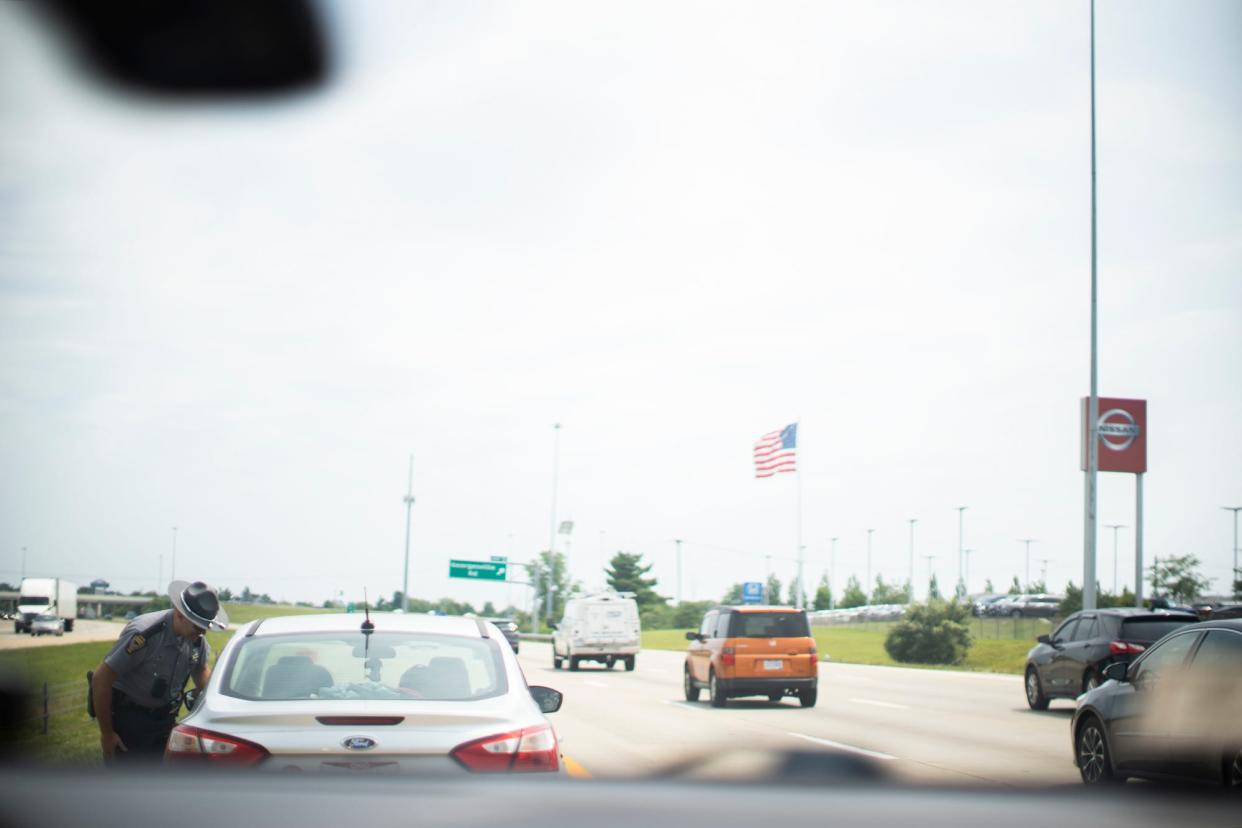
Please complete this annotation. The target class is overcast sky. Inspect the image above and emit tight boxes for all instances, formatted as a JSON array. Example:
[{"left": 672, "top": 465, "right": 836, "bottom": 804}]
[{"left": 2, "top": 0, "right": 1239, "bottom": 611}]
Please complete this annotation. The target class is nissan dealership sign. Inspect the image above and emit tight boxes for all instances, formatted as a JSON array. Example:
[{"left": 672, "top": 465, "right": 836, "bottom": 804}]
[{"left": 1081, "top": 397, "right": 1147, "bottom": 474}]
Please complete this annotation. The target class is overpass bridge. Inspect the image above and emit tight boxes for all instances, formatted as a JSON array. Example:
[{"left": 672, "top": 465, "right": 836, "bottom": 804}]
[{"left": 0, "top": 591, "right": 153, "bottom": 618}]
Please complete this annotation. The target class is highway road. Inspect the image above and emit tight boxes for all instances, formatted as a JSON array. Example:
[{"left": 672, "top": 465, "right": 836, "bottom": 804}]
[
  {"left": 516, "top": 643, "right": 1080, "bottom": 786},
  {"left": 0, "top": 618, "right": 123, "bottom": 650}
]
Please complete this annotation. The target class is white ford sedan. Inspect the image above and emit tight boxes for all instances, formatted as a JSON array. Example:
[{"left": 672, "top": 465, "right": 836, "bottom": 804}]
[{"left": 166, "top": 613, "right": 563, "bottom": 774}]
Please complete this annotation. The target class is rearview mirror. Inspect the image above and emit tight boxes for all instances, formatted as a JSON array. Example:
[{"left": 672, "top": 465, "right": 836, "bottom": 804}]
[
  {"left": 684, "top": 631, "right": 700, "bottom": 642},
  {"left": 529, "top": 685, "right": 562, "bottom": 714},
  {"left": 1102, "top": 662, "right": 1128, "bottom": 683}
]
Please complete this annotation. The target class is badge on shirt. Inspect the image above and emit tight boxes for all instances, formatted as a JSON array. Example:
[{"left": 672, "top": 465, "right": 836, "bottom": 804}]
[
  {"left": 126, "top": 634, "right": 146, "bottom": 655},
  {"left": 191, "top": 648, "right": 201, "bottom": 665}
]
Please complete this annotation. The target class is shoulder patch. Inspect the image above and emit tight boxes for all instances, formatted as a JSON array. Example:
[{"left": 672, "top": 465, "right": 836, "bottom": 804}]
[{"left": 125, "top": 634, "right": 147, "bottom": 655}]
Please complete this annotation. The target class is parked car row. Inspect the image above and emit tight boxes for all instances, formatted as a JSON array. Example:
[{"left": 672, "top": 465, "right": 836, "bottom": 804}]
[{"left": 982, "top": 594, "right": 1064, "bottom": 618}]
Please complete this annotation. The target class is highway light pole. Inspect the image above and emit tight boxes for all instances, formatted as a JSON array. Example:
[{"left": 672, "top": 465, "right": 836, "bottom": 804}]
[
  {"left": 829, "top": 537, "right": 838, "bottom": 609},
  {"left": 1225, "top": 507, "right": 1242, "bottom": 599},
  {"left": 1018, "top": 539, "right": 1037, "bottom": 590},
  {"left": 545, "top": 423, "right": 561, "bottom": 625},
  {"left": 956, "top": 507, "right": 968, "bottom": 582},
  {"left": 674, "top": 539, "right": 683, "bottom": 605},
  {"left": 866, "top": 529, "right": 875, "bottom": 600},
  {"left": 1104, "top": 524, "right": 1125, "bottom": 595},
  {"left": 907, "top": 519, "right": 917, "bottom": 603},
  {"left": 401, "top": 456, "right": 415, "bottom": 613},
  {"left": 1082, "top": 0, "right": 1101, "bottom": 612},
  {"left": 963, "top": 550, "right": 973, "bottom": 594}
]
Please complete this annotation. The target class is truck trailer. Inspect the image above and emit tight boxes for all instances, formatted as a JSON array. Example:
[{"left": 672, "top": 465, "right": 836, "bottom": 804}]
[{"left": 15, "top": 577, "right": 78, "bottom": 634}]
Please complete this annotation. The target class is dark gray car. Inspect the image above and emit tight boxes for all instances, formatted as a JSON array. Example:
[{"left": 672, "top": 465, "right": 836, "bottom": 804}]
[
  {"left": 1024, "top": 609, "right": 1198, "bottom": 709},
  {"left": 1071, "top": 619, "right": 1242, "bottom": 787}
]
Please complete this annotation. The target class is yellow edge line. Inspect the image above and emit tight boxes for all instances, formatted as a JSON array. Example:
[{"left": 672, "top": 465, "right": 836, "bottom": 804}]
[{"left": 563, "top": 754, "right": 591, "bottom": 779}]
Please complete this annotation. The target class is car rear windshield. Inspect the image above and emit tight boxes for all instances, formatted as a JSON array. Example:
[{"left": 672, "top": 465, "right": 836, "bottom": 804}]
[
  {"left": 1120, "top": 617, "right": 1197, "bottom": 643},
  {"left": 728, "top": 612, "right": 810, "bottom": 638},
  {"left": 222, "top": 631, "right": 508, "bottom": 702}
]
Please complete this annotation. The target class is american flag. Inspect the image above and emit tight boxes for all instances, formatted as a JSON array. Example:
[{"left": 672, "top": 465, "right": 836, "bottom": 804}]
[{"left": 754, "top": 423, "right": 797, "bottom": 478}]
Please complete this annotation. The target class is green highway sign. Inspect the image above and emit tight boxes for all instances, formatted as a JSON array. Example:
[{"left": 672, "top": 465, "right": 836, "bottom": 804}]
[{"left": 449, "top": 559, "right": 508, "bottom": 581}]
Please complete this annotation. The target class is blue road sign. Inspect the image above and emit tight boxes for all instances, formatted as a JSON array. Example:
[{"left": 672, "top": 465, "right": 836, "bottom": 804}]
[{"left": 741, "top": 581, "right": 764, "bottom": 604}]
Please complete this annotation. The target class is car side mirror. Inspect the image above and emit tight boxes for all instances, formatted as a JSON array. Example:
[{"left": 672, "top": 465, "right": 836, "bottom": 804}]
[
  {"left": 548, "top": 622, "right": 558, "bottom": 630},
  {"left": 183, "top": 688, "right": 200, "bottom": 712},
  {"left": 1036, "top": 634, "right": 1050, "bottom": 645},
  {"left": 529, "top": 685, "right": 562, "bottom": 714},
  {"left": 684, "top": 631, "right": 702, "bottom": 642},
  {"left": 1102, "top": 662, "right": 1128, "bottom": 683}
]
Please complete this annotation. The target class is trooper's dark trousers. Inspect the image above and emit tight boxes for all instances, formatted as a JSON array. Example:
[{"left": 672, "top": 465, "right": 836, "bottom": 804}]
[{"left": 109, "top": 691, "right": 175, "bottom": 764}]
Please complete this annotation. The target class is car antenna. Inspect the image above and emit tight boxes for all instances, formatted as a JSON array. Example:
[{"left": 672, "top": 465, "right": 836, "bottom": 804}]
[{"left": 361, "top": 589, "right": 374, "bottom": 634}]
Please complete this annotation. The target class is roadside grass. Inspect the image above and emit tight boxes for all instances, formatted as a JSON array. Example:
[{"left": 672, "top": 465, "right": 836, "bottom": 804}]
[
  {"left": 641, "top": 621, "right": 1038, "bottom": 676},
  {"left": 0, "top": 602, "right": 342, "bottom": 763}
]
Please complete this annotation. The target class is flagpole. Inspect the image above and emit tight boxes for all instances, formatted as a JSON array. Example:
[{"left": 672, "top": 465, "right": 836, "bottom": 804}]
[{"left": 795, "top": 421, "right": 804, "bottom": 609}]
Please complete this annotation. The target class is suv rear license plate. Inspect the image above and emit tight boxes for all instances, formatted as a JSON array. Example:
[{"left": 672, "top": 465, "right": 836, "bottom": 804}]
[{"left": 763, "top": 659, "right": 783, "bottom": 670}]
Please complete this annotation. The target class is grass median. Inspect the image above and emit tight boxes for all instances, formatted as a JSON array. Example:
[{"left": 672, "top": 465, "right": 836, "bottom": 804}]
[{"left": 641, "top": 622, "right": 1038, "bottom": 675}]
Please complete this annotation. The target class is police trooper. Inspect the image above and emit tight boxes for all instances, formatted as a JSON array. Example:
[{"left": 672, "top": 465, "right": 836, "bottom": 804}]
[{"left": 91, "top": 580, "right": 229, "bottom": 763}]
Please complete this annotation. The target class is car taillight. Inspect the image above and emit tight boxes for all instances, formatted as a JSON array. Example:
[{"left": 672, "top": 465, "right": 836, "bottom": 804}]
[
  {"left": 451, "top": 725, "right": 559, "bottom": 773},
  {"left": 165, "top": 725, "right": 268, "bottom": 765},
  {"left": 1108, "top": 641, "right": 1146, "bottom": 655},
  {"left": 721, "top": 647, "right": 736, "bottom": 667}
]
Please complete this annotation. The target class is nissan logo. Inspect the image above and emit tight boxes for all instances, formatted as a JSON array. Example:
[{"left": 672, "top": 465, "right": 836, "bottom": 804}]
[
  {"left": 1098, "top": 408, "right": 1140, "bottom": 451},
  {"left": 343, "top": 736, "right": 376, "bottom": 751}
]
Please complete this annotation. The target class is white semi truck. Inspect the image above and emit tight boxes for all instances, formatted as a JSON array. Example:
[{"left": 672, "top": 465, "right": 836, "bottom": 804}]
[{"left": 15, "top": 577, "right": 78, "bottom": 634}]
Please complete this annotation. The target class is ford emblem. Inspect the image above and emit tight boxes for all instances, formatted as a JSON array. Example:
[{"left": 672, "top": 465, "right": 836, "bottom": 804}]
[{"left": 343, "top": 736, "right": 376, "bottom": 751}]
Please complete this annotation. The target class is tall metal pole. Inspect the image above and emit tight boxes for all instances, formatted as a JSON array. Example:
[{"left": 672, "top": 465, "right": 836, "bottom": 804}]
[
  {"left": 956, "top": 507, "right": 967, "bottom": 582},
  {"left": 866, "top": 529, "right": 874, "bottom": 602},
  {"left": 545, "top": 424, "right": 561, "bottom": 624},
  {"left": 1104, "top": 524, "right": 1125, "bottom": 595},
  {"left": 1040, "top": 558, "right": 1051, "bottom": 588},
  {"left": 829, "top": 538, "right": 838, "bottom": 609},
  {"left": 1224, "top": 506, "right": 1242, "bottom": 600},
  {"left": 401, "top": 456, "right": 415, "bottom": 613},
  {"left": 1083, "top": 0, "right": 1101, "bottom": 612},
  {"left": 1134, "top": 477, "right": 1144, "bottom": 606},
  {"left": 963, "top": 550, "right": 973, "bottom": 593},
  {"left": 170, "top": 527, "right": 178, "bottom": 583},
  {"left": 1019, "top": 539, "right": 1037, "bottom": 590},
  {"left": 20, "top": 547, "right": 26, "bottom": 581},
  {"left": 907, "top": 519, "right": 917, "bottom": 603},
  {"left": 674, "top": 539, "right": 683, "bottom": 605}
]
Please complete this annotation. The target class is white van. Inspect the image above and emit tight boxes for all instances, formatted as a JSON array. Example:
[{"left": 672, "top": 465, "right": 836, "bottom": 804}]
[{"left": 552, "top": 592, "right": 641, "bottom": 671}]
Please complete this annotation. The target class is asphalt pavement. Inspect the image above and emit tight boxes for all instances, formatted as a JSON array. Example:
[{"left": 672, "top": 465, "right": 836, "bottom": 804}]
[
  {"left": 516, "top": 643, "right": 1080, "bottom": 786},
  {"left": 0, "top": 618, "right": 124, "bottom": 650}
]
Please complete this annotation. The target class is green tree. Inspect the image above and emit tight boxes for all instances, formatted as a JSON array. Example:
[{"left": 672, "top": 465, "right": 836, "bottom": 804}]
[
  {"left": 605, "top": 551, "right": 665, "bottom": 608},
  {"left": 218, "top": 587, "right": 234, "bottom": 602},
  {"left": 481, "top": 601, "right": 497, "bottom": 616},
  {"left": 884, "top": 600, "right": 973, "bottom": 665},
  {"left": 765, "top": 574, "right": 782, "bottom": 605},
  {"left": 1149, "top": 554, "right": 1212, "bottom": 604},
  {"left": 813, "top": 574, "right": 833, "bottom": 611},
  {"left": 721, "top": 583, "right": 744, "bottom": 604},
  {"left": 787, "top": 572, "right": 807, "bottom": 608},
  {"left": 1007, "top": 576, "right": 1021, "bottom": 595},
  {"left": 871, "top": 575, "right": 909, "bottom": 604},
  {"left": 530, "top": 549, "right": 576, "bottom": 623},
  {"left": 839, "top": 575, "right": 867, "bottom": 608},
  {"left": 928, "top": 574, "right": 942, "bottom": 601},
  {"left": 984, "top": 578, "right": 995, "bottom": 593},
  {"left": 241, "top": 586, "right": 255, "bottom": 603},
  {"left": 954, "top": 577, "right": 967, "bottom": 601}
]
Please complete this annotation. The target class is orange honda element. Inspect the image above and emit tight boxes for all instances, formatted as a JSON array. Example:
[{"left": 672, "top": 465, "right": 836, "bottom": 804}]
[{"left": 683, "top": 606, "right": 818, "bottom": 708}]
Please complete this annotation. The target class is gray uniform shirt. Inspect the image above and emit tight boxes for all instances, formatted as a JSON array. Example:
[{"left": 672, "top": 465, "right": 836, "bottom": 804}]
[{"left": 104, "top": 610, "right": 211, "bottom": 710}]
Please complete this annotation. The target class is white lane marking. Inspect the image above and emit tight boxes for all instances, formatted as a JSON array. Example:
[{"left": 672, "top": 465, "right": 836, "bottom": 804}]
[
  {"left": 786, "top": 732, "right": 896, "bottom": 761},
  {"left": 849, "top": 697, "right": 910, "bottom": 710},
  {"left": 584, "top": 680, "right": 608, "bottom": 688},
  {"left": 662, "top": 700, "right": 708, "bottom": 712}
]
